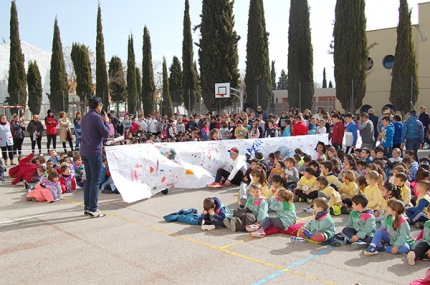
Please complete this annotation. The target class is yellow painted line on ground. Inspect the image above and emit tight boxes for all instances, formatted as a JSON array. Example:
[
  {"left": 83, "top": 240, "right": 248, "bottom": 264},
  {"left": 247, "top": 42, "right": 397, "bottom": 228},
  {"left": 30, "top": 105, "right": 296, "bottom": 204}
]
[
  {"left": 297, "top": 215, "right": 312, "bottom": 222},
  {"left": 219, "top": 237, "right": 254, "bottom": 249},
  {"left": 63, "top": 198, "right": 337, "bottom": 285}
]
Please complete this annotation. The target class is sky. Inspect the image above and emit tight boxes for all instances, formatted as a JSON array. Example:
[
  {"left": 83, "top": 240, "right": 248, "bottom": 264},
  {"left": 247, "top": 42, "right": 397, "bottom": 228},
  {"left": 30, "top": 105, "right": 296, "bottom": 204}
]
[{"left": 0, "top": 0, "right": 423, "bottom": 87}]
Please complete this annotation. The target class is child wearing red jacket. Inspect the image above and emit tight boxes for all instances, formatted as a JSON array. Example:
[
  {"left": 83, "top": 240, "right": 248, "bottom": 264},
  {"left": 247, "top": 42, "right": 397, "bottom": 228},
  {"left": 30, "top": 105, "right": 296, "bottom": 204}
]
[
  {"left": 9, "top": 153, "right": 38, "bottom": 185},
  {"left": 59, "top": 164, "right": 77, "bottom": 193},
  {"left": 331, "top": 114, "right": 345, "bottom": 150}
]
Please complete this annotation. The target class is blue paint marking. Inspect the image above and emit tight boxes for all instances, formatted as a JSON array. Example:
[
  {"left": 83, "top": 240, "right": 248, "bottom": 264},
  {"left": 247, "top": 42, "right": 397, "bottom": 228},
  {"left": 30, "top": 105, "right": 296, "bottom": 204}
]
[{"left": 250, "top": 246, "right": 335, "bottom": 285}]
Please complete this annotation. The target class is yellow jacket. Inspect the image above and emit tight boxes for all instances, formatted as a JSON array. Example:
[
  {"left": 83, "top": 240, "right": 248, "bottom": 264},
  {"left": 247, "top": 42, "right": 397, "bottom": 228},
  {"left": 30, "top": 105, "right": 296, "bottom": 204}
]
[
  {"left": 340, "top": 182, "right": 359, "bottom": 199},
  {"left": 321, "top": 185, "right": 342, "bottom": 207},
  {"left": 362, "top": 185, "right": 383, "bottom": 211},
  {"left": 398, "top": 184, "right": 411, "bottom": 206},
  {"left": 297, "top": 176, "right": 317, "bottom": 191},
  {"left": 320, "top": 172, "right": 342, "bottom": 189}
]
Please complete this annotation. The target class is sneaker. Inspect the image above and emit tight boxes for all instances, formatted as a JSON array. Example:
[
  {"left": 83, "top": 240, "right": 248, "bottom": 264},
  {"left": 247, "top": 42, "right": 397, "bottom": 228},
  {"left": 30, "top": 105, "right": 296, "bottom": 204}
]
[
  {"left": 364, "top": 245, "right": 378, "bottom": 256},
  {"left": 84, "top": 210, "right": 90, "bottom": 216},
  {"left": 290, "top": 236, "right": 306, "bottom": 243},
  {"left": 341, "top": 206, "right": 350, "bottom": 215},
  {"left": 250, "top": 230, "right": 266, "bottom": 238},
  {"left": 407, "top": 251, "right": 416, "bottom": 266},
  {"left": 207, "top": 182, "right": 218, "bottom": 188},
  {"left": 376, "top": 243, "right": 386, "bottom": 252},
  {"left": 302, "top": 229, "right": 312, "bottom": 238},
  {"left": 351, "top": 241, "right": 369, "bottom": 249},
  {"left": 246, "top": 224, "right": 260, "bottom": 232},
  {"left": 329, "top": 207, "right": 335, "bottom": 216},
  {"left": 24, "top": 180, "right": 29, "bottom": 190},
  {"left": 201, "top": 220, "right": 215, "bottom": 231},
  {"left": 16, "top": 181, "right": 24, "bottom": 186},
  {"left": 223, "top": 218, "right": 236, "bottom": 232},
  {"left": 334, "top": 233, "right": 345, "bottom": 240},
  {"left": 306, "top": 198, "right": 313, "bottom": 204},
  {"left": 88, "top": 210, "right": 106, "bottom": 218},
  {"left": 303, "top": 207, "right": 314, "bottom": 213},
  {"left": 161, "top": 189, "right": 168, "bottom": 195}
]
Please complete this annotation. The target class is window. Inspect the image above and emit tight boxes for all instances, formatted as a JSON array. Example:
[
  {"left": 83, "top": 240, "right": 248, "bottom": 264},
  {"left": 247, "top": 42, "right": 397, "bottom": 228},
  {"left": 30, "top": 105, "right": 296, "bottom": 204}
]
[
  {"left": 282, "top": 98, "right": 288, "bottom": 103},
  {"left": 383, "top": 55, "right": 395, "bottom": 69}
]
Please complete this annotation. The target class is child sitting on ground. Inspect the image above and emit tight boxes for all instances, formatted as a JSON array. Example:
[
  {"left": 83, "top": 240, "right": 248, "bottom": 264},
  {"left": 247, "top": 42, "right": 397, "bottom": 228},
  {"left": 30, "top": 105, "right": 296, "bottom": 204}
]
[
  {"left": 377, "top": 182, "right": 402, "bottom": 223},
  {"left": 268, "top": 174, "right": 288, "bottom": 199},
  {"left": 363, "top": 171, "right": 384, "bottom": 214},
  {"left": 250, "top": 189, "right": 296, "bottom": 237},
  {"left": 339, "top": 170, "right": 360, "bottom": 208},
  {"left": 406, "top": 180, "right": 430, "bottom": 228},
  {"left": 304, "top": 176, "right": 343, "bottom": 215},
  {"left": 25, "top": 165, "right": 47, "bottom": 192},
  {"left": 223, "top": 183, "right": 268, "bottom": 232},
  {"left": 26, "top": 170, "right": 62, "bottom": 202},
  {"left": 59, "top": 164, "right": 77, "bottom": 193},
  {"left": 198, "top": 197, "right": 232, "bottom": 230},
  {"left": 73, "top": 155, "right": 85, "bottom": 187},
  {"left": 268, "top": 160, "right": 285, "bottom": 183},
  {"left": 238, "top": 159, "right": 261, "bottom": 205},
  {"left": 337, "top": 194, "right": 376, "bottom": 248},
  {"left": 294, "top": 167, "right": 318, "bottom": 202},
  {"left": 291, "top": 197, "right": 335, "bottom": 244},
  {"left": 100, "top": 157, "right": 118, "bottom": 194},
  {"left": 408, "top": 206, "right": 430, "bottom": 265},
  {"left": 364, "top": 199, "right": 411, "bottom": 256},
  {"left": 393, "top": 172, "right": 412, "bottom": 206},
  {"left": 47, "top": 149, "right": 60, "bottom": 168},
  {"left": 319, "top": 160, "right": 342, "bottom": 190}
]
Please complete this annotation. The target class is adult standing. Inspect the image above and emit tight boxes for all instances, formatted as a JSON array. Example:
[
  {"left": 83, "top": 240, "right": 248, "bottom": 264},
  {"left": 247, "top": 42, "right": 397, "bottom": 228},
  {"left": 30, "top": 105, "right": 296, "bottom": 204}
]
[
  {"left": 419, "top": 106, "right": 430, "bottom": 136},
  {"left": 401, "top": 110, "right": 424, "bottom": 161},
  {"left": 59, "top": 111, "right": 74, "bottom": 153},
  {"left": 27, "top": 114, "right": 44, "bottom": 155},
  {"left": 367, "top": 109, "right": 379, "bottom": 147},
  {"left": 80, "top": 96, "right": 110, "bottom": 218},
  {"left": 256, "top": 106, "right": 268, "bottom": 123},
  {"left": 358, "top": 112, "right": 375, "bottom": 150},
  {"left": 11, "top": 114, "right": 25, "bottom": 156},
  {"left": 45, "top": 109, "right": 58, "bottom": 152},
  {"left": 0, "top": 115, "right": 14, "bottom": 165}
]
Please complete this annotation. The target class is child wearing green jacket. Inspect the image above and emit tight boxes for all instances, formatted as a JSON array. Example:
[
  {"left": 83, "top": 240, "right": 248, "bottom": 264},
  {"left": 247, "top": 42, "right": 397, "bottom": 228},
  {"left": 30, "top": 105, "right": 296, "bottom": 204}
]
[
  {"left": 250, "top": 189, "right": 297, "bottom": 237},
  {"left": 407, "top": 206, "right": 430, "bottom": 265},
  {"left": 291, "top": 197, "right": 335, "bottom": 243},
  {"left": 364, "top": 199, "right": 411, "bottom": 256}
]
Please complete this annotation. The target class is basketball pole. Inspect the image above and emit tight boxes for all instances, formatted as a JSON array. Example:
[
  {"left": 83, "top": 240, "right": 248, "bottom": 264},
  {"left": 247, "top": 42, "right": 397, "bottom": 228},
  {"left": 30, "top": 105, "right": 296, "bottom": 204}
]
[{"left": 231, "top": 87, "right": 243, "bottom": 113}]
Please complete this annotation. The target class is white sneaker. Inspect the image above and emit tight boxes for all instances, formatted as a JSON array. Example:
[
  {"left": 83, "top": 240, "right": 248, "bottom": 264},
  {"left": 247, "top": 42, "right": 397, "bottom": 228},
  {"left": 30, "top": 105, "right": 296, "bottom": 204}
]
[
  {"left": 201, "top": 220, "right": 215, "bottom": 231},
  {"left": 246, "top": 224, "right": 260, "bottom": 232},
  {"left": 407, "top": 251, "right": 416, "bottom": 266}
]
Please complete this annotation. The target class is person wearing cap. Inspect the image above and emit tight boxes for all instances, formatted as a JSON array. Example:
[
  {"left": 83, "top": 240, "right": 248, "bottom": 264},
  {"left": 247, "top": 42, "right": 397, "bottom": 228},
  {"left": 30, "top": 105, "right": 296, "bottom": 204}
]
[
  {"left": 207, "top": 147, "right": 247, "bottom": 188},
  {"left": 358, "top": 112, "right": 374, "bottom": 150},
  {"left": 80, "top": 96, "right": 110, "bottom": 218},
  {"left": 401, "top": 110, "right": 424, "bottom": 161},
  {"left": 292, "top": 115, "right": 308, "bottom": 136}
]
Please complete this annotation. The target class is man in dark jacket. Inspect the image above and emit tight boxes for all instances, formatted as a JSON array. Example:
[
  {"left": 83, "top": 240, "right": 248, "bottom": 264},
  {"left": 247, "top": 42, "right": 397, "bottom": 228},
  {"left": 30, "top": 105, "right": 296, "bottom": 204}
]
[
  {"left": 80, "top": 97, "right": 110, "bottom": 218},
  {"left": 367, "top": 108, "right": 379, "bottom": 147},
  {"left": 419, "top": 106, "right": 430, "bottom": 135}
]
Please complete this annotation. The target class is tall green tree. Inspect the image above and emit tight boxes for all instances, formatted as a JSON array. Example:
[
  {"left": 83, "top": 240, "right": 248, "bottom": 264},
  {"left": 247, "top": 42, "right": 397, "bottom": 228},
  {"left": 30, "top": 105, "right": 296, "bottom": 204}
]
[
  {"left": 329, "top": 80, "right": 334, "bottom": 88},
  {"left": 271, "top": 60, "right": 276, "bottom": 90},
  {"left": 96, "top": 4, "right": 109, "bottom": 109},
  {"left": 49, "top": 17, "right": 68, "bottom": 113},
  {"left": 142, "top": 26, "right": 155, "bottom": 116},
  {"left": 135, "top": 67, "right": 142, "bottom": 95},
  {"left": 71, "top": 43, "right": 93, "bottom": 104},
  {"left": 127, "top": 34, "right": 137, "bottom": 114},
  {"left": 334, "top": 0, "right": 368, "bottom": 113},
  {"left": 245, "top": 0, "right": 271, "bottom": 110},
  {"left": 7, "top": 0, "right": 26, "bottom": 113},
  {"left": 197, "top": 0, "right": 240, "bottom": 112},
  {"left": 182, "top": 0, "right": 197, "bottom": 113},
  {"left": 27, "top": 61, "right": 42, "bottom": 115},
  {"left": 108, "top": 56, "right": 126, "bottom": 106},
  {"left": 161, "top": 57, "right": 173, "bottom": 116},
  {"left": 390, "top": 0, "right": 418, "bottom": 113},
  {"left": 322, "top": 68, "right": 327, "bottom": 88},
  {"left": 169, "top": 56, "right": 183, "bottom": 108},
  {"left": 277, "top": 69, "right": 288, "bottom": 90},
  {"left": 288, "top": 0, "right": 314, "bottom": 111},
  {"left": 193, "top": 61, "right": 202, "bottom": 102}
]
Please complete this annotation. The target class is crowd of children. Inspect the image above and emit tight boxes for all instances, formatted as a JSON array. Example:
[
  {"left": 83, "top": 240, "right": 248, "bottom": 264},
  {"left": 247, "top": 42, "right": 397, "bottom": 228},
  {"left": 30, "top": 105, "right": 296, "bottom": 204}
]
[{"left": 198, "top": 145, "right": 430, "bottom": 266}]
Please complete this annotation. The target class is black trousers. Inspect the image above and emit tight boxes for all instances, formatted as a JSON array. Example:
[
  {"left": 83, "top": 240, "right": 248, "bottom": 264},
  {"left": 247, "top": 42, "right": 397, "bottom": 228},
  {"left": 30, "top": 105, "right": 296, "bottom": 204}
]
[
  {"left": 413, "top": 241, "right": 430, "bottom": 261},
  {"left": 13, "top": 138, "right": 24, "bottom": 155},
  {"left": 341, "top": 227, "right": 372, "bottom": 243},
  {"left": 215, "top": 168, "right": 243, "bottom": 185},
  {"left": 31, "top": 137, "right": 42, "bottom": 154},
  {"left": 1, "top": 145, "right": 13, "bottom": 160},
  {"left": 295, "top": 189, "right": 319, "bottom": 200},
  {"left": 62, "top": 139, "right": 74, "bottom": 153},
  {"left": 47, "top": 134, "right": 57, "bottom": 151}
]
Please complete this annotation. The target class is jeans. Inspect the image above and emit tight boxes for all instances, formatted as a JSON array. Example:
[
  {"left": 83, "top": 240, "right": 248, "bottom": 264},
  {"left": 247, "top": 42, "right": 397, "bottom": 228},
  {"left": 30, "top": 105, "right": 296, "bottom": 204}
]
[
  {"left": 383, "top": 146, "right": 392, "bottom": 158},
  {"left": 101, "top": 176, "right": 116, "bottom": 191},
  {"left": 370, "top": 229, "right": 410, "bottom": 254},
  {"left": 82, "top": 155, "right": 102, "bottom": 212},
  {"left": 75, "top": 137, "right": 81, "bottom": 150},
  {"left": 405, "top": 138, "right": 421, "bottom": 161}
]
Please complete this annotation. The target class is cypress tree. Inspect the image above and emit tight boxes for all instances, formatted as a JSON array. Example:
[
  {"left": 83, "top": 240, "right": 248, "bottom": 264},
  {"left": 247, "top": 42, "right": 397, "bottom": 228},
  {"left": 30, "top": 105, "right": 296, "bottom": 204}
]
[
  {"left": 390, "top": 0, "right": 418, "bottom": 113},
  {"left": 245, "top": 0, "right": 271, "bottom": 110},
  {"left": 7, "top": 0, "right": 26, "bottom": 113},
  {"left": 169, "top": 56, "right": 183, "bottom": 108},
  {"left": 322, "top": 68, "right": 327, "bottom": 88},
  {"left": 161, "top": 57, "right": 173, "bottom": 116},
  {"left": 333, "top": 0, "right": 368, "bottom": 113},
  {"left": 197, "top": 0, "right": 240, "bottom": 112},
  {"left": 108, "top": 56, "right": 126, "bottom": 106},
  {"left": 271, "top": 60, "right": 276, "bottom": 90},
  {"left": 135, "top": 67, "right": 142, "bottom": 95},
  {"left": 329, "top": 80, "right": 334, "bottom": 88},
  {"left": 288, "top": 0, "right": 314, "bottom": 111},
  {"left": 127, "top": 34, "right": 137, "bottom": 114},
  {"left": 71, "top": 43, "right": 93, "bottom": 103},
  {"left": 193, "top": 61, "right": 202, "bottom": 102},
  {"left": 142, "top": 26, "right": 155, "bottom": 116},
  {"left": 96, "top": 4, "right": 109, "bottom": 109},
  {"left": 182, "top": 0, "right": 196, "bottom": 113},
  {"left": 277, "top": 69, "right": 288, "bottom": 90},
  {"left": 49, "top": 17, "right": 68, "bottom": 113},
  {"left": 27, "top": 61, "right": 42, "bottom": 115}
]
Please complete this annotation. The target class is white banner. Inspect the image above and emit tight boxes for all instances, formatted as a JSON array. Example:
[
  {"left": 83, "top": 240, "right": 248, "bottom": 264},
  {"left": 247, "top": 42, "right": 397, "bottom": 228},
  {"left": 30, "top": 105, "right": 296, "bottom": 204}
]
[{"left": 105, "top": 134, "right": 328, "bottom": 203}]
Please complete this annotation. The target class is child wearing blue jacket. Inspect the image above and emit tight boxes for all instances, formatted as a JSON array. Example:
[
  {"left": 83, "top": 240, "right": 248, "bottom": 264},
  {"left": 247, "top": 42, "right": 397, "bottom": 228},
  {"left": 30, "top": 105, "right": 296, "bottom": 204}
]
[
  {"left": 224, "top": 183, "right": 268, "bottom": 232},
  {"left": 250, "top": 189, "right": 296, "bottom": 237},
  {"left": 198, "top": 197, "right": 232, "bottom": 230},
  {"left": 406, "top": 180, "right": 430, "bottom": 226},
  {"left": 380, "top": 116, "right": 394, "bottom": 158}
]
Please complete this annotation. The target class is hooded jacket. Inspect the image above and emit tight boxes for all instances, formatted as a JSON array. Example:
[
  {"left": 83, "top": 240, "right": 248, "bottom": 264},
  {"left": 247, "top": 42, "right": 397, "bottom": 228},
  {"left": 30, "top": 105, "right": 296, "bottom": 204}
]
[
  {"left": 45, "top": 109, "right": 58, "bottom": 135},
  {"left": 381, "top": 122, "right": 394, "bottom": 148},
  {"left": 345, "top": 209, "right": 376, "bottom": 239}
]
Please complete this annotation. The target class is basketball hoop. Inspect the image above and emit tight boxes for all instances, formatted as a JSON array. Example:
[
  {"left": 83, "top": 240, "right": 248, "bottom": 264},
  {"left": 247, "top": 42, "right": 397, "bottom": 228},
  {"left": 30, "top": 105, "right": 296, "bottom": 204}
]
[{"left": 215, "top": 93, "right": 225, "bottom": 98}]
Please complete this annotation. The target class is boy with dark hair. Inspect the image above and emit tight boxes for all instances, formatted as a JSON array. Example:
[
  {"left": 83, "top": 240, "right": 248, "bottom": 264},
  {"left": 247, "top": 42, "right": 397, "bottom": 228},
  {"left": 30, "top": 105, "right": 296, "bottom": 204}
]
[
  {"left": 406, "top": 180, "right": 430, "bottom": 228},
  {"left": 380, "top": 116, "right": 394, "bottom": 158},
  {"left": 239, "top": 159, "right": 261, "bottom": 205},
  {"left": 360, "top": 148, "right": 373, "bottom": 164},
  {"left": 403, "top": 157, "right": 418, "bottom": 181},
  {"left": 198, "top": 197, "right": 231, "bottom": 230},
  {"left": 337, "top": 194, "right": 376, "bottom": 248},
  {"left": 298, "top": 155, "right": 313, "bottom": 176},
  {"left": 291, "top": 197, "right": 335, "bottom": 244},
  {"left": 394, "top": 172, "right": 411, "bottom": 206},
  {"left": 356, "top": 160, "right": 367, "bottom": 175},
  {"left": 294, "top": 167, "right": 318, "bottom": 202},
  {"left": 331, "top": 114, "right": 345, "bottom": 150},
  {"left": 320, "top": 160, "right": 342, "bottom": 190},
  {"left": 303, "top": 176, "right": 342, "bottom": 215},
  {"left": 392, "top": 115, "right": 403, "bottom": 150},
  {"left": 308, "top": 160, "right": 321, "bottom": 177}
]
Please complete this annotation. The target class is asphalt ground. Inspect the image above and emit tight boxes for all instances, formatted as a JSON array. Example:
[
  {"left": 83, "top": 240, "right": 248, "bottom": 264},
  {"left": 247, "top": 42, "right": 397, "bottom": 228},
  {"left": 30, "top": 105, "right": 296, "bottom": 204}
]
[{"left": 1, "top": 139, "right": 430, "bottom": 285}]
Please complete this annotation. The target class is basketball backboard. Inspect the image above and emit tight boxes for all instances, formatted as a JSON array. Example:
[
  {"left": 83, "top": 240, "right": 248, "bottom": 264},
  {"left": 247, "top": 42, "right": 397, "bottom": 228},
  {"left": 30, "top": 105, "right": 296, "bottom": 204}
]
[{"left": 214, "top": 82, "right": 231, "bottom": 98}]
